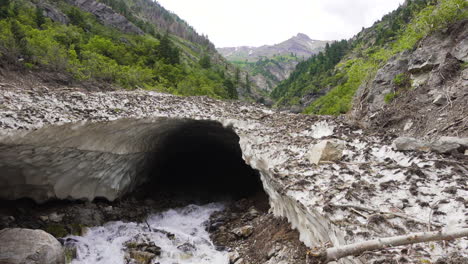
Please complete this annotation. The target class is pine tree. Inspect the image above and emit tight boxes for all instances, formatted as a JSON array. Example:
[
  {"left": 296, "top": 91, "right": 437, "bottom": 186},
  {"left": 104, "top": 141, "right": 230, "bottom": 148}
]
[
  {"left": 223, "top": 79, "right": 238, "bottom": 99},
  {"left": 0, "top": 0, "right": 10, "bottom": 19},
  {"left": 199, "top": 54, "right": 211, "bottom": 68},
  {"left": 234, "top": 67, "right": 240, "bottom": 85},
  {"left": 158, "top": 31, "right": 180, "bottom": 65},
  {"left": 35, "top": 7, "right": 45, "bottom": 28},
  {"left": 245, "top": 73, "right": 251, "bottom": 92}
]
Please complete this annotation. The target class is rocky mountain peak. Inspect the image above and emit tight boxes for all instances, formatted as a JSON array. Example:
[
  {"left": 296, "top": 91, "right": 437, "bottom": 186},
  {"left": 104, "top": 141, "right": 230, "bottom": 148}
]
[{"left": 294, "top": 33, "right": 312, "bottom": 41}]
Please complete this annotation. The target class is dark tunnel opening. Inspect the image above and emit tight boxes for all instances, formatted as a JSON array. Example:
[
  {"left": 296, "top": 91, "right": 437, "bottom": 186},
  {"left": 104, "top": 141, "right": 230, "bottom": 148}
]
[{"left": 141, "top": 119, "right": 265, "bottom": 202}]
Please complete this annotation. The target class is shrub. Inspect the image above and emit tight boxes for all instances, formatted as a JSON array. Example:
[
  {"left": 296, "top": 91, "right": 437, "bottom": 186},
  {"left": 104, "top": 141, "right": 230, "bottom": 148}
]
[
  {"left": 384, "top": 92, "right": 399, "bottom": 103},
  {"left": 393, "top": 73, "right": 411, "bottom": 88}
]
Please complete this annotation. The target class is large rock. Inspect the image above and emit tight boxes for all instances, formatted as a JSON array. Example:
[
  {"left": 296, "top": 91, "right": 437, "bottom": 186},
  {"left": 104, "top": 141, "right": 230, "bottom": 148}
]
[
  {"left": 393, "top": 136, "right": 468, "bottom": 154},
  {"left": 307, "top": 139, "right": 345, "bottom": 165},
  {"left": 0, "top": 228, "right": 65, "bottom": 264},
  {"left": 393, "top": 137, "right": 430, "bottom": 152},
  {"left": 231, "top": 225, "right": 254, "bottom": 238},
  {"left": 431, "top": 136, "right": 468, "bottom": 154}
]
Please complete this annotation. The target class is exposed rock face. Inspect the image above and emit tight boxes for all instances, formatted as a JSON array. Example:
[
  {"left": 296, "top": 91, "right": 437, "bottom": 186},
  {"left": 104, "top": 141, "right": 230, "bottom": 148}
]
[
  {"left": 68, "top": 0, "right": 144, "bottom": 35},
  {"left": 248, "top": 59, "right": 299, "bottom": 91},
  {"left": 38, "top": 3, "right": 70, "bottom": 24},
  {"left": 0, "top": 228, "right": 65, "bottom": 264},
  {"left": 1, "top": 88, "right": 467, "bottom": 263},
  {"left": 352, "top": 20, "right": 468, "bottom": 139}
]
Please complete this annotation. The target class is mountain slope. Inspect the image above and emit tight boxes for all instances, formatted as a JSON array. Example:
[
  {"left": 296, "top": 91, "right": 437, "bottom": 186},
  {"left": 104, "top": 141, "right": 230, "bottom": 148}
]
[
  {"left": 0, "top": 0, "right": 262, "bottom": 100},
  {"left": 218, "top": 33, "right": 328, "bottom": 62},
  {"left": 218, "top": 34, "right": 330, "bottom": 91},
  {"left": 272, "top": 0, "right": 467, "bottom": 115}
]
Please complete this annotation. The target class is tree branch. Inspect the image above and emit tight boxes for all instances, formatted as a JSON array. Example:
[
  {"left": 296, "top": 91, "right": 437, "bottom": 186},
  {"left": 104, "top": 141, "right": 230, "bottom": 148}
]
[{"left": 307, "top": 228, "right": 468, "bottom": 263}]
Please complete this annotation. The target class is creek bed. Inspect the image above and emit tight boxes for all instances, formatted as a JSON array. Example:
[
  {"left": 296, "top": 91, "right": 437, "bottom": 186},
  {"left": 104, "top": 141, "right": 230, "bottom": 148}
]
[{"left": 66, "top": 203, "right": 228, "bottom": 264}]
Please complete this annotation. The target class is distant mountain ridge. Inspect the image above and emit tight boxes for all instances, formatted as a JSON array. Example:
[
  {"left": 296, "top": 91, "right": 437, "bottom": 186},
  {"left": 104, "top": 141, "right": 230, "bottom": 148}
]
[
  {"left": 217, "top": 33, "right": 330, "bottom": 92},
  {"left": 218, "top": 33, "right": 330, "bottom": 62}
]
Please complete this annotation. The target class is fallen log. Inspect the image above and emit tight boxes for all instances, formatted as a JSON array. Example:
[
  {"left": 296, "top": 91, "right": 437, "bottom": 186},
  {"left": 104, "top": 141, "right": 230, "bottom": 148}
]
[{"left": 307, "top": 228, "right": 468, "bottom": 263}]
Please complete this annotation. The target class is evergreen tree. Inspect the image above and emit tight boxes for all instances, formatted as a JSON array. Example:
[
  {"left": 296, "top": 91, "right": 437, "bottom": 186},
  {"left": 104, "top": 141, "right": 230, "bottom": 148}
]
[
  {"left": 10, "top": 19, "right": 27, "bottom": 53},
  {"left": 223, "top": 79, "right": 238, "bottom": 99},
  {"left": 67, "top": 7, "right": 88, "bottom": 30},
  {"left": 158, "top": 32, "right": 180, "bottom": 64},
  {"left": 245, "top": 72, "right": 251, "bottom": 92},
  {"left": 0, "top": 0, "right": 9, "bottom": 19},
  {"left": 234, "top": 67, "right": 240, "bottom": 85},
  {"left": 35, "top": 7, "right": 45, "bottom": 28},
  {"left": 199, "top": 54, "right": 211, "bottom": 68}
]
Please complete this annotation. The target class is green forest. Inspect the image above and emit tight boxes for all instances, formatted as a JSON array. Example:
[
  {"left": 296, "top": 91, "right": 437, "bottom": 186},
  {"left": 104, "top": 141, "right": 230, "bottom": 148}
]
[
  {"left": 0, "top": 0, "right": 238, "bottom": 99},
  {"left": 271, "top": 0, "right": 467, "bottom": 115}
]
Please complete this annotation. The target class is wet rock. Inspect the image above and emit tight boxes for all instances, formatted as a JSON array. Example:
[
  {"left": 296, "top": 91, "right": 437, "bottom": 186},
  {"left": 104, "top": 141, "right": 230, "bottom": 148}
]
[
  {"left": 124, "top": 234, "right": 161, "bottom": 264},
  {"left": 234, "top": 258, "right": 245, "bottom": 264},
  {"left": 49, "top": 212, "right": 64, "bottom": 222},
  {"left": 228, "top": 251, "right": 240, "bottom": 264},
  {"left": 0, "top": 215, "right": 15, "bottom": 228},
  {"left": 0, "top": 228, "right": 65, "bottom": 264},
  {"left": 61, "top": 238, "right": 78, "bottom": 263},
  {"left": 307, "top": 139, "right": 345, "bottom": 165},
  {"left": 125, "top": 251, "right": 155, "bottom": 264},
  {"left": 231, "top": 225, "right": 254, "bottom": 238},
  {"left": 177, "top": 242, "right": 196, "bottom": 254},
  {"left": 69, "top": 206, "right": 104, "bottom": 226}
]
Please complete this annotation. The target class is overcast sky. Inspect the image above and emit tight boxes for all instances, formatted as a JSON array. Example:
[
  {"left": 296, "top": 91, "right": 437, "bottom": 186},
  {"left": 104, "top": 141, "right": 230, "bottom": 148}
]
[{"left": 156, "top": 0, "right": 405, "bottom": 48}]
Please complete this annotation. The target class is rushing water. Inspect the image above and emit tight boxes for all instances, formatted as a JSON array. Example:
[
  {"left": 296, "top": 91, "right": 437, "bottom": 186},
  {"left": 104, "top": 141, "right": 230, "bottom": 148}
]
[{"left": 66, "top": 203, "right": 228, "bottom": 264}]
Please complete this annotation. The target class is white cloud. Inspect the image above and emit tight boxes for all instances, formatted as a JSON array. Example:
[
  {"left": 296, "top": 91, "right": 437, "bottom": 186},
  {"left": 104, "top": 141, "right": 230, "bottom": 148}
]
[{"left": 156, "top": 0, "right": 405, "bottom": 47}]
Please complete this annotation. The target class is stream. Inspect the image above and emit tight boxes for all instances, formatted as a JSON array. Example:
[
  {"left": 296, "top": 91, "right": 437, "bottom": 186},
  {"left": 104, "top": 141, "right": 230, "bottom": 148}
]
[{"left": 66, "top": 203, "right": 228, "bottom": 264}]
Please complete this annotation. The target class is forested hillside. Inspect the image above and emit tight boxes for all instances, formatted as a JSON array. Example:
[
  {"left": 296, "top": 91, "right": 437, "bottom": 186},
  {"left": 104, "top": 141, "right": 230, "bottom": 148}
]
[
  {"left": 0, "top": 0, "right": 257, "bottom": 100},
  {"left": 272, "top": 0, "right": 467, "bottom": 114},
  {"left": 218, "top": 34, "right": 329, "bottom": 92}
]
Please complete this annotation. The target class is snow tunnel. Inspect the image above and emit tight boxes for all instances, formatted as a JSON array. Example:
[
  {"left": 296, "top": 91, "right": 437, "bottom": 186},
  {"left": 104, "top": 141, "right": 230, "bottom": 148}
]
[
  {"left": 143, "top": 119, "right": 263, "bottom": 199},
  {"left": 0, "top": 118, "right": 264, "bottom": 202}
]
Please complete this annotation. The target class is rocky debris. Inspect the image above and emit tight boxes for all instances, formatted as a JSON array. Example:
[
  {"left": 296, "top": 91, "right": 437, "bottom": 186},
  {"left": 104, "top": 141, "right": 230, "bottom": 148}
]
[
  {"left": 435, "top": 253, "right": 468, "bottom": 264},
  {"left": 0, "top": 228, "right": 65, "bottom": 264},
  {"left": 228, "top": 250, "right": 241, "bottom": 263},
  {"left": 307, "top": 139, "right": 345, "bottom": 165},
  {"left": 0, "top": 198, "right": 161, "bottom": 239},
  {"left": 393, "top": 136, "right": 468, "bottom": 154},
  {"left": 352, "top": 20, "right": 468, "bottom": 139},
  {"left": 231, "top": 225, "right": 254, "bottom": 238},
  {"left": 209, "top": 199, "right": 308, "bottom": 264}
]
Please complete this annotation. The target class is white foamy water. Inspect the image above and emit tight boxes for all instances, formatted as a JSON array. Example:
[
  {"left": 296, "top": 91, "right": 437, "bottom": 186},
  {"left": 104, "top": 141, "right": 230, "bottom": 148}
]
[{"left": 66, "top": 203, "right": 228, "bottom": 264}]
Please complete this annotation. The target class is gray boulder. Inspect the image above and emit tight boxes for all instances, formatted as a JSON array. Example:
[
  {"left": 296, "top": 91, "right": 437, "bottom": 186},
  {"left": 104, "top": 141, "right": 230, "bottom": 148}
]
[
  {"left": 393, "top": 136, "right": 468, "bottom": 154},
  {"left": 431, "top": 137, "right": 468, "bottom": 154},
  {"left": 0, "top": 228, "right": 65, "bottom": 264},
  {"left": 307, "top": 139, "right": 345, "bottom": 165},
  {"left": 393, "top": 137, "right": 431, "bottom": 152}
]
